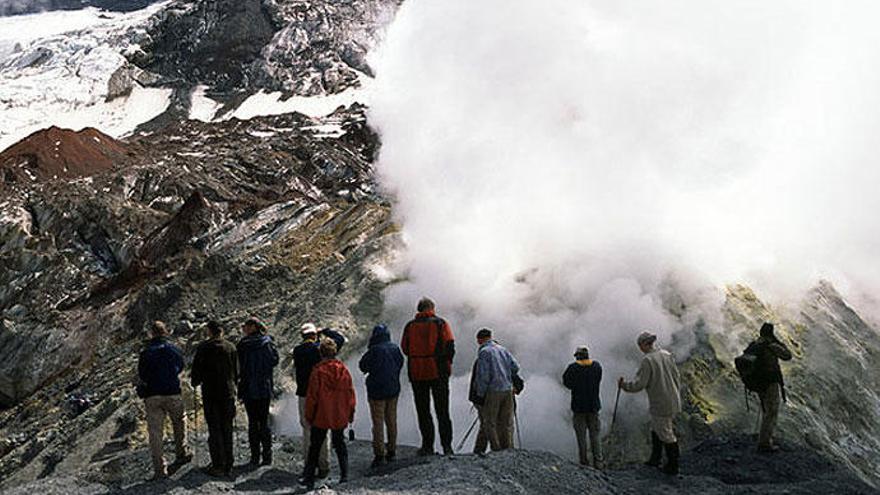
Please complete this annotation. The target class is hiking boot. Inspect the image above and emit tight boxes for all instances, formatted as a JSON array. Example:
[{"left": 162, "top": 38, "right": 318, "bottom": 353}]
[
  {"left": 149, "top": 470, "right": 168, "bottom": 482},
  {"left": 645, "top": 432, "right": 663, "bottom": 468},
  {"left": 201, "top": 465, "right": 227, "bottom": 478},
  {"left": 371, "top": 456, "right": 386, "bottom": 468},
  {"left": 173, "top": 452, "right": 193, "bottom": 466},
  {"left": 662, "top": 442, "right": 680, "bottom": 476},
  {"left": 260, "top": 452, "right": 272, "bottom": 466},
  {"left": 443, "top": 444, "right": 454, "bottom": 456},
  {"left": 757, "top": 444, "right": 780, "bottom": 454},
  {"left": 417, "top": 447, "right": 435, "bottom": 457}
]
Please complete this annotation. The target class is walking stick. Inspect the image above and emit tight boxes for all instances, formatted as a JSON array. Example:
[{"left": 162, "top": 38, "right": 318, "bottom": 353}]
[
  {"left": 514, "top": 397, "right": 522, "bottom": 449},
  {"left": 193, "top": 388, "right": 200, "bottom": 466},
  {"left": 456, "top": 416, "right": 479, "bottom": 453},
  {"left": 611, "top": 385, "right": 622, "bottom": 428}
]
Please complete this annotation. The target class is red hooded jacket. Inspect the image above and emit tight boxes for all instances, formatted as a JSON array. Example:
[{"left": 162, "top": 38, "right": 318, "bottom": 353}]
[
  {"left": 401, "top": 310, "right": 455, "bottom": 381},
  {"left": 305, "top": 358, "right": 356, "bottom": 430}
]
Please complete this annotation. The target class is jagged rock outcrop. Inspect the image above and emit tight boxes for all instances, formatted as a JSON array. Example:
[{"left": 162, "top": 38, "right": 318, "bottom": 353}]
[
  {"left": 133, "top": 0, "right": 277, "bottom": 91},
  {"left": 251, "top": 0, "right": 402, "bottom": 95},
  {"left": 130, "top": 0, "right": 400, "bottom": 95}
]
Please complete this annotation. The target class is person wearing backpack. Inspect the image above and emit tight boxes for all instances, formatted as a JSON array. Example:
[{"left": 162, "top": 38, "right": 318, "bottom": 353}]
[
  {"left": 563, "top": 346, "right": 603, "bottom": 469},
  {"left": 359, "top": 324, "right": 405, "bottom": 467},
  {"left": 618, "top": 331, "right": 682, "bottom": 475},
  {"left": 401, "top": 297, "right": 456, "bottom": 456},
  {"left": 744, "top": 322, "right": 793, "bottom": 453}
]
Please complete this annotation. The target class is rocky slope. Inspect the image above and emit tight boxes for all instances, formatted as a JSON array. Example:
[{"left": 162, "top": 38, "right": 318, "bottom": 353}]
[{"left": 0, "top": 104, "right": 396, "bottom": 487}]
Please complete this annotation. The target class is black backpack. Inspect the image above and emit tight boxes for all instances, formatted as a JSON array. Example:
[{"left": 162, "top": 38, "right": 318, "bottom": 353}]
[{"left": 735, "top": 341, "right": 768, "bottom": 393}]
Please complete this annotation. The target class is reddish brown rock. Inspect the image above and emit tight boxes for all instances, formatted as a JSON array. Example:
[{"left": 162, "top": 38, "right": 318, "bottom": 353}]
[{"left": 0, "top": 126, "right": 127, "bottom": 186}]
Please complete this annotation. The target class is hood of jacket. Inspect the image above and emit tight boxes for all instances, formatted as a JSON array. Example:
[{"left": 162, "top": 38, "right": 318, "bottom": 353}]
[
  {"left": 369, "top": 324, "right": 391, "bottom": 347},
  {"left": 315, "top": 358, "right": 350, "bottom": 382}
]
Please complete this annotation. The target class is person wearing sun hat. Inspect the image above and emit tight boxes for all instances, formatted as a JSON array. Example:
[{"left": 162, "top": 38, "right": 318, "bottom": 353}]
[
  {"left": 619, "top": 331, "right": 682, "bottom": 475},
  {"left": 292, "top": 322, "right": 330, "bottom": 477}
]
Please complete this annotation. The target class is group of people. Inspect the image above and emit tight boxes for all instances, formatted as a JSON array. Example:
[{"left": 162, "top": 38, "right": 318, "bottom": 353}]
[
  {"left": 136, "top": 297, "right": 794, "bottom": 485},
  {"left": 137, "top": 318, "right": 281, "bottom": 479}
]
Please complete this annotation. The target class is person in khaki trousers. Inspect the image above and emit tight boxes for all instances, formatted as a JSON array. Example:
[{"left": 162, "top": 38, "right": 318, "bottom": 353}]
[
  {"left": 359, "top": 324, "right": 404, "bottom": 467},
  {"left": 137, "top": 321, "right": 192, "bottom": 480},
  {"left": 469, "top": 328, "right": 520, "bottom": 453}
]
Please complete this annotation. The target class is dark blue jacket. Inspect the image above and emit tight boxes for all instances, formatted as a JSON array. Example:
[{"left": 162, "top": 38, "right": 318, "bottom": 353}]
[
  {"left": 237, "top": 333, "right": 280, "bottom": 401},
  {"left": 137, "top": 337, "right": 184, "bottom": 398},
  {"left": 292, "top": 340, "right": 321, "bottom": 397},
  {"left": 359, "top": 325, "right": 404, "bottom": 400},
  {"left": 563, "top": 360, "right": 602, "bottom": 413}
]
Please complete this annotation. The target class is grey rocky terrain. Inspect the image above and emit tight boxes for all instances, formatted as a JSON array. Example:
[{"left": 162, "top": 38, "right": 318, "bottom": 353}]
[
  {"left": 2, "top": 432, "right": 875, "bottom": 494},
  {"left": 130, "top": 0, "right": 399, "bottom": 95}
]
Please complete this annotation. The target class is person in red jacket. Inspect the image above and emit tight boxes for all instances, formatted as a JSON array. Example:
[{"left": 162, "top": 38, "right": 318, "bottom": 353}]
[
  {"left": 300, "top": 339, "right": 356, "bottom": 489},
  {"left": 401, "top": 297, "right": 456, "bottom": 455}
]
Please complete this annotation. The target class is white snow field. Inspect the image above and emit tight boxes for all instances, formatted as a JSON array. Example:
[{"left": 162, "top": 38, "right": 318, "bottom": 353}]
[{"left": 0, "top": 3, "right": 171, "bottom": 151}]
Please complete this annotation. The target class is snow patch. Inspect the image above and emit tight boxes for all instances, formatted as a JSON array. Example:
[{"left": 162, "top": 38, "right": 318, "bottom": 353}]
[
  {"left": 226, "top": 73, "right": 373, "bottom": 121},
  {"left": 188, "top": 85, "right": 223, "bottom": 123},
  {"left": 247, "top": 130, "right": 277, "bottom": 139},
  {"left": 301, "top": 123, "right": 346, "bottom": 139}
]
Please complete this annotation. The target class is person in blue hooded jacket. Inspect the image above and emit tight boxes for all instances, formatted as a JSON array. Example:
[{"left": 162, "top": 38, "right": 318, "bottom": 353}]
[
  {"left": 237, "top": 317, "right": 280, "bottom": 466},
  {"left": 359, "top": 324, "right": 404, "bottom": 467}
]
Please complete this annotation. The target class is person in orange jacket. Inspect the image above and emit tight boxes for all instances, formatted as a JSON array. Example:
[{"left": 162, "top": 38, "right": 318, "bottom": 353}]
[
  {"left": 299, "top": 339, "right": 356, "bottom": 489},
  {"left": 401, "top": 297, "right": 456, "bottom": 455}
]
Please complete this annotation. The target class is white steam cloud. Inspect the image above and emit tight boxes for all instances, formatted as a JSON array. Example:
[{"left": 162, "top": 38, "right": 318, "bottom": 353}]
[{"left": 358, "top": 0, "right": 880, "bottom": 454}]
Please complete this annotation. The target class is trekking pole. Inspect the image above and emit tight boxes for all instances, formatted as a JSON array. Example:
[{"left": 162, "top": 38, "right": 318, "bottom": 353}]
[
  {"left": 193, "top": 388, "right": 200, "bottom": 466},
  {"left": 456, "top": 416, "right": 479, "bottom": 453},
  {"left": 611, "top": 386, "right": 622, "bottom": 428},
  {"left": 514, "top": 397, "right": 522, "bottom": 449}
]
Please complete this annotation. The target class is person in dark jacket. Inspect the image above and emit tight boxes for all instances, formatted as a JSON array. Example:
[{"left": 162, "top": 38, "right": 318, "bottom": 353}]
[
  {"left": 237, "top": 317, "right": 280, "bottom": 466},
  {"left": 137, "top": 321, "right": 192, "bottom": 480},
  {"left": 320, "top": 326, "right": 347, "bottom": 352},
  {"left": 359, "top": 324, "right": 405, "bottom": 467},
  {"left": 191, "top": 321, "right": 238, "bottom": 477},
  {"left": 300, "top": 339, "right": 356, "bottom": 490},
  {"left": 292, "top": 323, "right": 330, "bottom": 478},
  {"left": 563, "top": 346, "right": 603, "bottom": 468},
  {"left": 401, "top": 297, "right": 456, "bottom": 456},
  {"left": 748, "top": 322, "right": 793, "bottom": 453}
]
